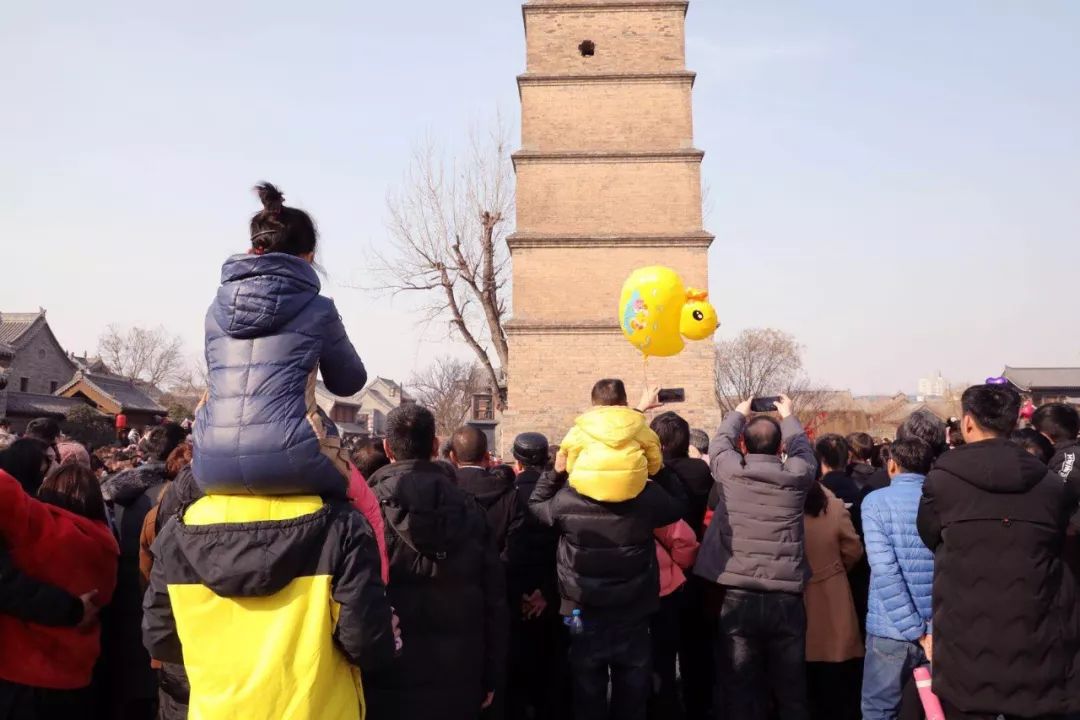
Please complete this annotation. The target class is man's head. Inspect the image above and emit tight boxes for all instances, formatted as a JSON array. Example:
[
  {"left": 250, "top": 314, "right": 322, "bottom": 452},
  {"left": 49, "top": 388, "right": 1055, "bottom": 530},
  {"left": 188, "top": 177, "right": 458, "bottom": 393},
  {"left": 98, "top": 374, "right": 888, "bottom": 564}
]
[
  {"left": 25, "top": 417, "right": 61, "bottom": 445},
  {"left": 384, "top": 404, "right": 438, "bottom": 462},
  {"left": 140, "top": 423, "right": 187, "bottom": 463},
  {"left": 651, "top": 411, "right": 690, "bottom": 459},
  {"left": 846, "top": 432, "right": 875, "bottom": 465},
  {"left": 960, "top": 384, "right": 1021, "bottom": 442},
  {"left": 450, "top": 425, "right": 489, "bottom": 467},
  {"left": 1032, "top": 402, "right": 1080, "bottom": 446},
  {"left": 352, "top": 438, "right": 391, "bottom": 479},
  {"left": 886, "top": 437, "right": 934, "bottom": 478},
  {"left": 591, "top": 379, "right": 628, "bottom": 407},
  {"left": 0, "top": 419, "right": 11, "bottom": 434},
  {"left": 897, "top": 410, "right": 948, "bottom": 458},
  {"left": 815, "top": 434, "right": 850, "bottom": 474},
  {"left": 743, "top": 416, "right": 782, "bottom": 456},
  {"left": 512, "top": 432, "right": 549, "bottom": 473},
  {"left": 689, "top": 429, "right": 710, "bottom": 457}
]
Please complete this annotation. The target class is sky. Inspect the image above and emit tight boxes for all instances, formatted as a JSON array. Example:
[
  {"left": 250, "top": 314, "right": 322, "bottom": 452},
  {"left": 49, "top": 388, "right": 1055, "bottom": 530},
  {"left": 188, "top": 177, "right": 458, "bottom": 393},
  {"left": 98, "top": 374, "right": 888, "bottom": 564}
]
[{"left": 2, "top": 1, "right": 1078, "bottom": 395}]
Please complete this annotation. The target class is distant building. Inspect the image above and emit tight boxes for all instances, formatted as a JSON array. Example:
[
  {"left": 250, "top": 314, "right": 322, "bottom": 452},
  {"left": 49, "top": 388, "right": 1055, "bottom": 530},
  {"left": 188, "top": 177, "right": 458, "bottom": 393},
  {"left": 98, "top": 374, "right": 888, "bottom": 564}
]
[
  {"left": 314, "top": 377, "right": 413, "bottom": 440},
  {"left": 56, "top": 371, "right": 167, "bottom": 431},
  {"left": 917, "top": 372, "right": 947, "bottom": 400},
  {"left": 1002, "top": 366, "right": 1080, "bottom": 406},
  {"left": 0, "top": 310, "right": 78, "bottom": 395}
]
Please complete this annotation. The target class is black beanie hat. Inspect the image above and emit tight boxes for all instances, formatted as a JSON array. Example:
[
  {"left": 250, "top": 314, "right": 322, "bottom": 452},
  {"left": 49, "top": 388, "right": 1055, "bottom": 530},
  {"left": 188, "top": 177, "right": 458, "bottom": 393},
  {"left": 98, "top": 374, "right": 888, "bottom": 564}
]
[{"left": 513, "top": 432, "right": 549, "bottom": 468}]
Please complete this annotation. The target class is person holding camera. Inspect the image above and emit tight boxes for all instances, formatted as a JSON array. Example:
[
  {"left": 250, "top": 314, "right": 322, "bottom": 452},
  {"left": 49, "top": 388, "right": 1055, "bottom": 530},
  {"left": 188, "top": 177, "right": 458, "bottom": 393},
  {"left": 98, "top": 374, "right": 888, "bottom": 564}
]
[{"left": 693, "top": 395, "right": 817, "bottom": 720}]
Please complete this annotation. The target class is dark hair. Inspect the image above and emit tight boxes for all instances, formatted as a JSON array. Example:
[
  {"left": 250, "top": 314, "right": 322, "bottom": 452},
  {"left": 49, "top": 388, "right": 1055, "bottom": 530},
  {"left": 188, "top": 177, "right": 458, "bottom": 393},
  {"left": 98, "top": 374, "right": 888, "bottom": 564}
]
[
  {"left": 0, "top": 438, "right": 50, "bottom": 494},
  {"left": 815, "top": 434, "right": 849, "bottom": 471},
  {"left": 438, "top": 438, "right": 453, "bottom": 461},
  {"left": 946, "top": 417, "right": 965, "bottom": 448},
  {"left": 142, "top": 423, "right": 187, "bottom": 463},
  {"left": 689, "top": 428, "right": 709, "bottom": 456},
  {"left": 804, "top": 478, "right": 829, "bottom": 517},
  {"left": 25, "top": 417, "right": 61, "bottom": 444},
  {"left": 897, "top": 410, "right": 948, "bottom": 457},
  {"left": 451, "top": 425, "right": 488, "bottom": 464},
  {"left": 352, "top": 439, "right": 390, "bottom": 479},
  {"left": 385, "top": 405, "right": 437, "bottom": 461},
  {"left": 38, "top": 462, "right": 108, "bottom": 524},
  {"left": 250, "top": 182, "right": 318, "bottom": 257},
  {"left": 1011, "top": 428, "right": 1055, "bottom": 464},
  {"left": 1032, "top": 403, "right": 1080, "bottom": 445},
  {"left": 165, "top": 443, "right": 193, "bottom": 480},
  {"left": 0, "top": 418, "right": 11, "bottom": 429},
  {"left": 887, "top": 438, "right": 934, "bottom": 475},
  {"left": 846, "top": 432, "right": 875, "bottom": 462},
  {"left": 651, "top": 412, "right": 690, "bottom": 459},
  {"left": 872, "top": 443, "right": 891, "bottom": 469},
  {"left": 591, "top": 379, "right": 628, "bottom": 407},
  {"left": 961, "top": 384, "right": 1021, "bottom": 437},
  {"left": 744, "top": 416, "right": 781, "bottom": 455}
]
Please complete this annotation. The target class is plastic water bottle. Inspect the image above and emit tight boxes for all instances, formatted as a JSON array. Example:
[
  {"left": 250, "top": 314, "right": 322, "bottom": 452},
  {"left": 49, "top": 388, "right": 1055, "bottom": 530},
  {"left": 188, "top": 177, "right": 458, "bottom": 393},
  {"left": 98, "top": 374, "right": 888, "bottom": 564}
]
[{"left": 564, "top": 608, "right": 584, "bottom": 636}]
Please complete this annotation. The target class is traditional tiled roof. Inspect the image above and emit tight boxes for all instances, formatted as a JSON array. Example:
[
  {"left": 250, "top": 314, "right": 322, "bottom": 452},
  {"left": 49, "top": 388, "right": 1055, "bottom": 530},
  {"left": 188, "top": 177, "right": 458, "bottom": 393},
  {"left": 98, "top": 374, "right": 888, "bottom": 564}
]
[
  {"left": 2, "top": 391, "right": 93, "bottom": 419},
  {"left": 1003, "top": 366, "right": 1080, "bottom": 391},
  {"left": 0, "top": 311, "right": 44, "bottom": 347},
  {"left": 57, "top": 372, "right": 167, "bottom": 414}
]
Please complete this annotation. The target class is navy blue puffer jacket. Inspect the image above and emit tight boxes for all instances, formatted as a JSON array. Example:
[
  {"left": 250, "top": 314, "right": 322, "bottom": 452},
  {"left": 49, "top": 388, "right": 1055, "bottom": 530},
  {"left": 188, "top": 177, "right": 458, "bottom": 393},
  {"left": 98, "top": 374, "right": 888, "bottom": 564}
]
[{"left": 192, "top": 253, "right": 366, "bottom": 495}]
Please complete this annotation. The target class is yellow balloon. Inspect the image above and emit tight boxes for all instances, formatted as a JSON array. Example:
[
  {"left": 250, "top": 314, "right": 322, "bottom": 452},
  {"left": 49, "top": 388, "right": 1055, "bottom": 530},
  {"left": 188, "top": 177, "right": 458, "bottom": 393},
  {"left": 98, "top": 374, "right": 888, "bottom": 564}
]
[{"left": 618, "top": 267, "right": 719, "bottom": 357}]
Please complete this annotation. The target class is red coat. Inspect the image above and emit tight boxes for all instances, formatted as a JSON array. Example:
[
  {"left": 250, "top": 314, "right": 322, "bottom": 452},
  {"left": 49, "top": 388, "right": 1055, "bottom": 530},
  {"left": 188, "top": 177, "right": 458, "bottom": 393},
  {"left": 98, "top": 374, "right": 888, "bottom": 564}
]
[{"left": 0, "top": 470, "right": 119, "bottom": 689}]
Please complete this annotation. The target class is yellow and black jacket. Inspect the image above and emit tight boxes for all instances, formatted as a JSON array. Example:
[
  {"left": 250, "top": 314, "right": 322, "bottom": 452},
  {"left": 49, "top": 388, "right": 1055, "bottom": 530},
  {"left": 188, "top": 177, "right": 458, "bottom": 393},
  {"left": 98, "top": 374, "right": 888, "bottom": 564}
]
[{"left": 142, "top": 495, "right": 394, "bottom": 720}]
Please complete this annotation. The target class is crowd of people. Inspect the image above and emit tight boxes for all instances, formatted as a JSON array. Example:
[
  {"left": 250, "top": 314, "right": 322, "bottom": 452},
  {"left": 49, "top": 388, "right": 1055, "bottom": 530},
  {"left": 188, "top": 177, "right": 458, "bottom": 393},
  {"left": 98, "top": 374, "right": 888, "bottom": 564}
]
[{"left": 2, "top": 184, "right": 1079, "bottom": 720}]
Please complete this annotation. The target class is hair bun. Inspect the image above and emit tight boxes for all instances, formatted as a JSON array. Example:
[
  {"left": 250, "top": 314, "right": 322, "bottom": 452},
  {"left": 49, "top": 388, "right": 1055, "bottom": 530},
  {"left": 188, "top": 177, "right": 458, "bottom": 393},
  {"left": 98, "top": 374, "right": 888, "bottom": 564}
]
[{"left": 255, "top": 182, "right": 285, "bottom": 216}]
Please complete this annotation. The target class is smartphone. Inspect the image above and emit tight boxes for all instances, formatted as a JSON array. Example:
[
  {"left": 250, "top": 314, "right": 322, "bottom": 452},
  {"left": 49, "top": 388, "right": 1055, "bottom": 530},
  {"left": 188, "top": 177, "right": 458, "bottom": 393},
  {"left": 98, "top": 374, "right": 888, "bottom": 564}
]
[
  {"left": 657, "top": 388, "right": 686, "bottom": 404},
  {"left": 750, "top": 396, "right": 781, "bottom": 413}
]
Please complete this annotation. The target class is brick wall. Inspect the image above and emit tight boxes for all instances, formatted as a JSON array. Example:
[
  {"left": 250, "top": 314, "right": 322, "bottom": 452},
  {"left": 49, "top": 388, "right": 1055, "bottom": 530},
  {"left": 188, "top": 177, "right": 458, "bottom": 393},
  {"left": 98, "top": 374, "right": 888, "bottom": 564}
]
[
  {"left": 521, "top": 79, "right": 694, "bottom": 152},
  {"left": 515, "top": 157, "right": 704, "bottom": 235},
  {"left": 525, "top": 7, "right": 686, "bottom": 75},
  {"left": 5, "top": 327, "right": 76, "bottom": 395},
  {"left": 511, "top": 244, "right": 707, "bottom": 322}
]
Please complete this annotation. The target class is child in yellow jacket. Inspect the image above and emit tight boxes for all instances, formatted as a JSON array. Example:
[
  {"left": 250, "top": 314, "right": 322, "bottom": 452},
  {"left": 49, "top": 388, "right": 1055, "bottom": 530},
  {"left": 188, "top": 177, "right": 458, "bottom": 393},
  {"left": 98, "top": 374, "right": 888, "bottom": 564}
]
[{"left": 560, "top": 379, "right": 663, "bottom": 502}]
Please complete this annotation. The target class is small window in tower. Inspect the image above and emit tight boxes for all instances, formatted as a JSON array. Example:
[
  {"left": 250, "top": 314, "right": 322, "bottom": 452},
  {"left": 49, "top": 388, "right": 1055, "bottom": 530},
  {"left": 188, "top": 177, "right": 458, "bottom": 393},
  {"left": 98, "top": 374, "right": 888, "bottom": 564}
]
[{"left": 579, "top": 40, "right": 596, "bottom": 58}]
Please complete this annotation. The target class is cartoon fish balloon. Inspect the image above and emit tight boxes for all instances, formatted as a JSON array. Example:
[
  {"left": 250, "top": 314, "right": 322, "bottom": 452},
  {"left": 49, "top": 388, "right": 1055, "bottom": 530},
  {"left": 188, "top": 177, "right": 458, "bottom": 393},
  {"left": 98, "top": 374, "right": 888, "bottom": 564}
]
[{"left": 618, "top": 266, "right": 719, "bottom": 357}]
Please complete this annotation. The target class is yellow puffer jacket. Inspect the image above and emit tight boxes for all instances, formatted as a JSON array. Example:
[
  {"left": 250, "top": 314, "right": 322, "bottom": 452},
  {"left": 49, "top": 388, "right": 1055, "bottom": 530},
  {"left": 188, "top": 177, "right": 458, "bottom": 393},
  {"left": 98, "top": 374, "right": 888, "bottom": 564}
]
[
  {"left": 142, "top": 495, "right": 395, "bottom": 720},
  {"left": 560, "top": 406, "right": 663, "bottom": 502}
]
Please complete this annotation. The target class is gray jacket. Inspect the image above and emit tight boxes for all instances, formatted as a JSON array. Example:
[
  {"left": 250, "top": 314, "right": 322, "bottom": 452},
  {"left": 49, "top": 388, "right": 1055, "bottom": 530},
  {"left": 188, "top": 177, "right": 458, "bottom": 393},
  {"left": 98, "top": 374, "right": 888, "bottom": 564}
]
[{"left": 692, "top": 411, "right": 817, "bottom": 593}]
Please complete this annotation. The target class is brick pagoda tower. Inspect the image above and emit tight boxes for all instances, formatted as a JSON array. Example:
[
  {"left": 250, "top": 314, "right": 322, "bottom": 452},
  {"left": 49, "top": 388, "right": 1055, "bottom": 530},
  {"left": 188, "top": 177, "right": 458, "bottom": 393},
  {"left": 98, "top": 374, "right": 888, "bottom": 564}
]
[{"left": 503, "top": 0, "right": 717, "bottom": 447}]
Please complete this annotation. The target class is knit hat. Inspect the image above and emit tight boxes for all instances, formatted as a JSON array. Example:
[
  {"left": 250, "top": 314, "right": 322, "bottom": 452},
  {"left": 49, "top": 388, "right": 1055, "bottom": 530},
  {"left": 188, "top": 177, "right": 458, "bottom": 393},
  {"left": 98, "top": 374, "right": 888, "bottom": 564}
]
[
  {"left": 57, "top": 441, "right": 91, "bottom": 468},
  {"left": 512, "top": 432, "right": 549, "bottom": 468}
]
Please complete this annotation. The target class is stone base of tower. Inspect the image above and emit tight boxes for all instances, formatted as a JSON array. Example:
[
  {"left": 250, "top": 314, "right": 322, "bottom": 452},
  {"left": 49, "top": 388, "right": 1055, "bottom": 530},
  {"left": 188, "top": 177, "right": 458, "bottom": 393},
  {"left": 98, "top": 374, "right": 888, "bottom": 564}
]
[{"left": 500, "top": 325, "right": 719, "bottom": 453}]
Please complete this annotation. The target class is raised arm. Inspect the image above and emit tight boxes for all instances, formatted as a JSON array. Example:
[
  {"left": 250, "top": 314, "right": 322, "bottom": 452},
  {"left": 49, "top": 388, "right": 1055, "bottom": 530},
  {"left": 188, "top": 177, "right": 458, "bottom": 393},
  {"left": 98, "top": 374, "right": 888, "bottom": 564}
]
[
  {"left": 710, "top": 409, "right": 748, "bottom": 479},
  {"left": 528, "top": 468, "right": 567, "bottom": 528},
  {"left": 320, "top": 300, "right": 367, "bottom": 397}
]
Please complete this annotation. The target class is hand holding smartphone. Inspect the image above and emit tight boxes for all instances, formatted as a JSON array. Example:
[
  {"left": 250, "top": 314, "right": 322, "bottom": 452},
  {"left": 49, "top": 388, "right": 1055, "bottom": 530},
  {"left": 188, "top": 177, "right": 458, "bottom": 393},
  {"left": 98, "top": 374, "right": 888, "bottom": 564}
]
[{"left": 750, "top": 396, "right": 781, "bottom": 413}]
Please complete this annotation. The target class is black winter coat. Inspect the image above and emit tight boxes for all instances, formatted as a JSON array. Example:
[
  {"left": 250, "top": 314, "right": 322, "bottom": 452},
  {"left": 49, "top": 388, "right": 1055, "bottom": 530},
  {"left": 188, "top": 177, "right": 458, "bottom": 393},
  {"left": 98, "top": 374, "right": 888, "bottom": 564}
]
[
  {"left": 665, "top": 456, "right": 714, "bottom": 539},
  {"left": 529, "top": 466, "right": 686, "bottom": 622},
  {"left": 917, "top": 438, "right": 1080, "bottom": 716},
  {"left": 454, "top": 465, "right": 525, "bottom": 563},
  {"left": 509, "top": 469, "right": 559, "bottom": 602},
  {"left": 364, "top": 461, "right": 507, "bottom": 720},
  {"left": 849, "top": 462, "right": 890, "bottom": 497}
]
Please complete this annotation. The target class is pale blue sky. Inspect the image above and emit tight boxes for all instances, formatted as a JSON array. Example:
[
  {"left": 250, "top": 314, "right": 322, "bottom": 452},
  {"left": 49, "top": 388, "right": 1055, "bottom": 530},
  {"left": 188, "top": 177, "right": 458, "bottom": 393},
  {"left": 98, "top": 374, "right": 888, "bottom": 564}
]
[{"left": 2, "top": 1, "right": 1078, "bottom": 395}]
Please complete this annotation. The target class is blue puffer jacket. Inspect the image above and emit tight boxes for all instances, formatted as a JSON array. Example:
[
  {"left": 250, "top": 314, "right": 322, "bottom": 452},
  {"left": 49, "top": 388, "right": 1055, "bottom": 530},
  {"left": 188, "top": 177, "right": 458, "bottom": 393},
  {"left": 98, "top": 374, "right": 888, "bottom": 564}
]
[
  {"left": 862, "top": 473, "right": 934, "bottom": 641},
  {"left": 192, "top": 253, "right": 367, "bottom": 496}
]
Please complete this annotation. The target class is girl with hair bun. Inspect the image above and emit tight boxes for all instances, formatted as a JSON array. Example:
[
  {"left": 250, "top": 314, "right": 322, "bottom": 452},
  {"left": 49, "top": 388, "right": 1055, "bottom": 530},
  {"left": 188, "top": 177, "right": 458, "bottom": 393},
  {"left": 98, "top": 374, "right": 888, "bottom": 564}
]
[{"left": 192, "top": 182, "right": 367, "bottom": 496}]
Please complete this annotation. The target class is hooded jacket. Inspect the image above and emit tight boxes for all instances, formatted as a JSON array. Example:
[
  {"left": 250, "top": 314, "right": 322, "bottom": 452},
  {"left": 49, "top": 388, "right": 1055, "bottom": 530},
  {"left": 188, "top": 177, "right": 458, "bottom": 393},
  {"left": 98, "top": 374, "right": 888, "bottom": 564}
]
[
  {"left": 193, "top": 253, "right": 367, "bottom": 496},
  {"left": 0, "top": 470, "right": 118, "bottom": 689},
  {"left": 454, "top": 465, "right": 524, "bottom": 564},
  {"left": 862, "top": 473, "right": 933, "bottom": 643},
  {"left": 143, "top": 494, "right": 394, "bottom": 720},
  {"left": 917, "top": 439, "right": 1080, "bottom": 716},
  {"left": 560, "top": 406, "right": 663, "bottom": 502},
  {"left": 664, "top": 456, "right": 714, "bottom": 539},
  {"left": 362, "top": 460, "right": 507, "bottom": 720},
  {"left": 694, "top": 411, "right": 818, "bottom": 593},
  {"left": 529, "top": 466, "right": 687, "bottom": 622}
]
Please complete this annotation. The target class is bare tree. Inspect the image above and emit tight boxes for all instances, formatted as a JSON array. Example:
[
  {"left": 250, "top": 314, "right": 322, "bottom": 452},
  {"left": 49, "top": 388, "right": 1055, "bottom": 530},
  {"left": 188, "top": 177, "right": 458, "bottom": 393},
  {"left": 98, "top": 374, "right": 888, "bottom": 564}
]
[
  {"left": 408, "top": 356, "right": 485, "bottom": 437},
  {"left": 714, "top": 327, "right": 833, "bottom": 416},
  {"left": 371, "top": 118, "right": 513, "bottom": 407},
  {"left": 97, "top": 325, "right": 185, "bottom": 388}
]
